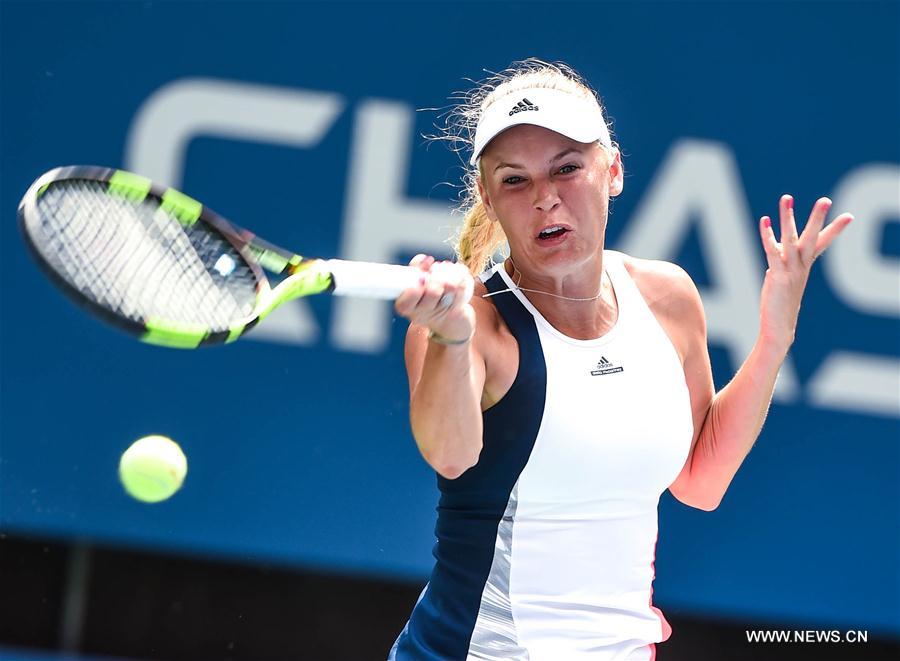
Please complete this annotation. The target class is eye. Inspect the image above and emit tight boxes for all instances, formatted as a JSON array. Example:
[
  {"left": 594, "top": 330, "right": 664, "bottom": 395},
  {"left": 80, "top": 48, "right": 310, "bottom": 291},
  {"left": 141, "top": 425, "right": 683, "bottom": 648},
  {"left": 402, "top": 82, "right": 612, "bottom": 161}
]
[
  {"left": 557, "top": 163, "right": 580, "bottom": 175},
  {"left": 502, "top": 175, "right": 525, "bottom": 185}
]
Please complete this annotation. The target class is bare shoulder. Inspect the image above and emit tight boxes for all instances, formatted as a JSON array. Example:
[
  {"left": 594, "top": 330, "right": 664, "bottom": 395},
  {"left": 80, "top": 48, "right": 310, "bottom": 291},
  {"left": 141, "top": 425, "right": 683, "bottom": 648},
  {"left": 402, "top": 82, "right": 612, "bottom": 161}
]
[{"left": 619, "top": 254, "right": 705, "bottom": 327}]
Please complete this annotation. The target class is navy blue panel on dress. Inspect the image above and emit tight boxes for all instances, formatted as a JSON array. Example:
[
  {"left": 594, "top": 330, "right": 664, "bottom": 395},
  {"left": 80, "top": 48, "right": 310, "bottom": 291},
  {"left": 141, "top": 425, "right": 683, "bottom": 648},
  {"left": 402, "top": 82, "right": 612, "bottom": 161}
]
[{"left": 393, "top": 271, "right": 547, "bottom": 658}]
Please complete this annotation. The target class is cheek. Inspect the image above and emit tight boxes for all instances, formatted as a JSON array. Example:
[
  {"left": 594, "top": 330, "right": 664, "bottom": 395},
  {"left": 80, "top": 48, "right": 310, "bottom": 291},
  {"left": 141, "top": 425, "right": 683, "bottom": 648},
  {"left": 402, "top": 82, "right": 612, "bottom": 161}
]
[
  {"left": 483, "top": 180, "right": 506, "bottom": 209},
  {"left": 489, "top": 189, "right": 530, "bottom": 221},
  {"left": 583, "top": 166, "right": 608, "bottom": 190},
  {"left": 566, "top": 184, "right": 610, "bottom": 228}
]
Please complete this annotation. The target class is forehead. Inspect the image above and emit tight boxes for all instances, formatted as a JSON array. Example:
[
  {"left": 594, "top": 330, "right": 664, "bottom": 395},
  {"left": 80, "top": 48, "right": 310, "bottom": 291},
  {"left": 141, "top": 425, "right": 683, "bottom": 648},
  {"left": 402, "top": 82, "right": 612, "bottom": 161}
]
[{"left": 481, "top": 124, "right": 594, "bottom": 164}]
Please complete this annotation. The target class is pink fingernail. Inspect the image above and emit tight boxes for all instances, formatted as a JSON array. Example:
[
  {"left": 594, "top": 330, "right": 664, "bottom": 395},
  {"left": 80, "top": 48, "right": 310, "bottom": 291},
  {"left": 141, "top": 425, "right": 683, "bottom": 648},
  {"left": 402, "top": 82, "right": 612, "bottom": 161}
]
[
  {"left": 785, "top": 196, "right": 793, "bottom": 210},
  {"left": 763, "top": 217, "right": 771, "bottom": 228}
]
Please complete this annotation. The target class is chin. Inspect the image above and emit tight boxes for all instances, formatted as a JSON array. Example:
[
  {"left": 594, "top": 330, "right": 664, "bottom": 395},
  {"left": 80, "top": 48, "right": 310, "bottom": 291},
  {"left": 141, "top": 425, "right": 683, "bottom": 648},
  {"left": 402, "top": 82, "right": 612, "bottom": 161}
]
[{"left": 527, "top": 245, "right": 594, "bottom": 274}]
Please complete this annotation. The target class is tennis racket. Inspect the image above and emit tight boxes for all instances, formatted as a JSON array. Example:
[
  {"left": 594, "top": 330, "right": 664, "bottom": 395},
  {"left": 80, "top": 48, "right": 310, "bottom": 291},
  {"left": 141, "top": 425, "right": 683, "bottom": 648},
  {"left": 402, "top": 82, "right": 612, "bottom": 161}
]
[{"left": 19, "top": 165, "right": 461, "bottom": 348}]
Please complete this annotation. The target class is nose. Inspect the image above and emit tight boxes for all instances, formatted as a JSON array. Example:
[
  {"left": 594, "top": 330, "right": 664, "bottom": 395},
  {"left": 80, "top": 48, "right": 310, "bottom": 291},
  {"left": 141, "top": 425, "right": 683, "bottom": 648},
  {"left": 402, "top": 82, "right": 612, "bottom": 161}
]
[{"left": 532, "top": 176, "right": 560, "bottom": 212}]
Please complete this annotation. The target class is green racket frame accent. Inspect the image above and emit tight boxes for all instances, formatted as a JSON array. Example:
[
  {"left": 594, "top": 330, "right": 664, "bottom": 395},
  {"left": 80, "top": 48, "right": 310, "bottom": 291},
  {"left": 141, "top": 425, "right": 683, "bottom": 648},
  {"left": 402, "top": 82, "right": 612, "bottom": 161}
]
[
  {"left": 243, "top": 240, "right": 304, "bottom": 276},
  {"left": 160, "top": 188, "right": 202, "bottom": 226},
  {"left": 226, "top": 325, "right": 247, "bottom": 344},
  {"left": 246, "top": 245, "right": 292, "bottom": 273},
  {"left": 142, "top": 319, "right": 210, "bottom": 349},
  {"left": 141, "top": 319, "right": 254, "bottom": 348},
  {"left": 108, "top": 171, "right": 152, "bottom": 202},
  {"left": 256, "top": 262, "right": 334, "bottom": 322}
]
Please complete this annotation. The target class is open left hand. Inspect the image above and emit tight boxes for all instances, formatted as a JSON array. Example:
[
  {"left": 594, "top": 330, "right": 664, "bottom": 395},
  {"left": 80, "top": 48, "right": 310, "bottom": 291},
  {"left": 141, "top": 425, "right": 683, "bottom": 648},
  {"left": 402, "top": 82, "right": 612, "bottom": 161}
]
[{"left": 758, "top": 195, "right": 853, "bottom": 354}]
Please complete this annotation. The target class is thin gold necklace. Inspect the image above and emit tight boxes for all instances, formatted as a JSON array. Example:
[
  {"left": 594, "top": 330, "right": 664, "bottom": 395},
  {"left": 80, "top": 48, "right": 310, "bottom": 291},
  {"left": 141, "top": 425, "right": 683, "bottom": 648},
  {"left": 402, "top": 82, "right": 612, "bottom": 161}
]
[{"left": 482, "top": 257, "right": 605, "bottom": 302}]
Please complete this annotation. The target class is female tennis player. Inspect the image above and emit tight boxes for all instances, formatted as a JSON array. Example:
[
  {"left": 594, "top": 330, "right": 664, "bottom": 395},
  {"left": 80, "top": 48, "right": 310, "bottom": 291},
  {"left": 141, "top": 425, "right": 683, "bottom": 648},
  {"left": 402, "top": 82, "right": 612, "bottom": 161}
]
[{"left": 389, "top": 59, "right": 852, "bottom": 660}]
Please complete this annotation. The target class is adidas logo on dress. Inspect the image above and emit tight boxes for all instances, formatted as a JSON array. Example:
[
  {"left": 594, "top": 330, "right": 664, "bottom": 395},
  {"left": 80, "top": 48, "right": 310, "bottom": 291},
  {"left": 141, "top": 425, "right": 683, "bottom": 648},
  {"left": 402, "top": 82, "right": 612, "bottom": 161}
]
[
  {"left": 509, "top": 98, "right": 539, "bottom": 116},
  {"left": 590, "top": 356, "right": 624, "bottom": 376}
]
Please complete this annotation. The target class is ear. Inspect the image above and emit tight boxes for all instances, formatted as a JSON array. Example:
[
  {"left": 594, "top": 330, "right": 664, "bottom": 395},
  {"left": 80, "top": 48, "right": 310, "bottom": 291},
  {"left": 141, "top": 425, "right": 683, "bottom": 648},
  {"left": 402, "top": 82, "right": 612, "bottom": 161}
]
[
  {"left": 607, "top": 147, "right": 624, "bottom": 198},
  {"left": 476, "top": 176, "right": 500, "bottom": 222}
]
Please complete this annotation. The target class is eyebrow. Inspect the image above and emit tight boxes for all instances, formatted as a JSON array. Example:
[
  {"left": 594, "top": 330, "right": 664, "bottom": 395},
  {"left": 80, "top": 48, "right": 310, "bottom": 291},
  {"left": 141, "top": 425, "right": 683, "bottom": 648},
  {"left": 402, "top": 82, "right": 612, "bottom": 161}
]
[{"left": 493, "top": 147, "right": 583, "bottom": 173}]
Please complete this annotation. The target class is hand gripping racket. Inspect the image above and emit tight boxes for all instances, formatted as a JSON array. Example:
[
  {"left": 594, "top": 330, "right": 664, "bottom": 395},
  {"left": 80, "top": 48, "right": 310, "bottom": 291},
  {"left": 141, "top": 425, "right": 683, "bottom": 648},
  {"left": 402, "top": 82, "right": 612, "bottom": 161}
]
[{"left": 18, "top": 166, "right": 459, "bottom": 348}]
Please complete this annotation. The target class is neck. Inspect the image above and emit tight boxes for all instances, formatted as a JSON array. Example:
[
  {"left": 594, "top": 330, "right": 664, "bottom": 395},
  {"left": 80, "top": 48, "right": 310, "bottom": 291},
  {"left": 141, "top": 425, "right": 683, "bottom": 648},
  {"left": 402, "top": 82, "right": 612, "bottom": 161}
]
[
  {"left": 503, "top": 253, "right": 618, "bottom": 338},
  {"left": 505, "top": 250, "right": 605, "bottom": 299}
]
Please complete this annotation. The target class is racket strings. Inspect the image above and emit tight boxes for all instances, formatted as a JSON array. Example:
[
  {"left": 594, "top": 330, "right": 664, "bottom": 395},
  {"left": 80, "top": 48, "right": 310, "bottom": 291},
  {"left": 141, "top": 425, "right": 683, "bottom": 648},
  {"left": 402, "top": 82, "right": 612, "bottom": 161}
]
[
  {"left": 48, "top": 188, "right": 188, "bottom": 316},
  {"left": 30, "top": 180, "right": 258, "bottom": 331}
]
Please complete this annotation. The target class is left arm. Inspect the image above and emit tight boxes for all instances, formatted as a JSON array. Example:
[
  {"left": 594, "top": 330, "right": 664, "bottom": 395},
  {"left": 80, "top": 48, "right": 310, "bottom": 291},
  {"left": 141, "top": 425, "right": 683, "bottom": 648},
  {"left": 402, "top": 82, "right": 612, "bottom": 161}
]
[{"left": 669, "top": 195, "right": 854, "bottom": 511}]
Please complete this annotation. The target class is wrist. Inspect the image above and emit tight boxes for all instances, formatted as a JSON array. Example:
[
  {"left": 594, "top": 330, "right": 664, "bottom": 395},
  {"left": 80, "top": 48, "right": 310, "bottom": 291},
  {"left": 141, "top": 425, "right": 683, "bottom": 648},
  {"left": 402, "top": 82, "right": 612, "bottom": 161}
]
[{"left": 427, "top": 328, "right": 473, "bottom": 346}]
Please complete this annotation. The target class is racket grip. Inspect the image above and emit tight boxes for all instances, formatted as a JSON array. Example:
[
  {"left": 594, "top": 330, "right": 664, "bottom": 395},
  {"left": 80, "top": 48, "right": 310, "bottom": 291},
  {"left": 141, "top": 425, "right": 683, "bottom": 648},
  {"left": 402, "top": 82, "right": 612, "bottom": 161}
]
[{"left": 326, "top": 259, "right": 423, "bottom": 299}]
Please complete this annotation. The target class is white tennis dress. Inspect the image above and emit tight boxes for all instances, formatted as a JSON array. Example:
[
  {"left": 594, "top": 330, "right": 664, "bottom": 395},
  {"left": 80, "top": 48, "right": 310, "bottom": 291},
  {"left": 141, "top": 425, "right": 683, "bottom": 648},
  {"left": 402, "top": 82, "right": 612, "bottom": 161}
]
[{"left": 391, "top": 251, "right": 694, "bottom": 660}]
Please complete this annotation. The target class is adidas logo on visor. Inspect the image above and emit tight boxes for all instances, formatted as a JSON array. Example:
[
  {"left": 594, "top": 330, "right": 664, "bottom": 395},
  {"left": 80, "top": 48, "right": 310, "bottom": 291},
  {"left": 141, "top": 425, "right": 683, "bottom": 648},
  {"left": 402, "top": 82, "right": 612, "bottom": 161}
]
[{"left": 509, "top": 98, "right": 539, "bottom": 116}]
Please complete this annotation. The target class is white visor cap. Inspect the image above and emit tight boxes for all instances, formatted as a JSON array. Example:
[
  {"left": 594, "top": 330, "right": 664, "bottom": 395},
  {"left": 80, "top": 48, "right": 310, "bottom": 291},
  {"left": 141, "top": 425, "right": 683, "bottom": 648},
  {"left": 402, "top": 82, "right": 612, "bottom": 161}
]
[{"left": 470, "top": 87, "right": 612, "bottom": 166}]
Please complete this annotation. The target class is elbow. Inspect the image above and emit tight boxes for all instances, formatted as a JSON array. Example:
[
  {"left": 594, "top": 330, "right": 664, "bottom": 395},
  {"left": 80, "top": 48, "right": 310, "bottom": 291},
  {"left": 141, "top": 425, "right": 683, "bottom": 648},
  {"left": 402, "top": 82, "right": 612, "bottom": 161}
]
[
  {"left": 671, "top": 484, "right": 723, "bottom": 512},
  {"left": 433, "top": 461, "right": 474, "bottom": 480},
  {"left": 692, "top": 497, "right": 722, "bottom": 512},
  {"left": 680, "top": 492, "right": 723, "bottom": 512},
  {"left": 410, "top": 413, "right": 483, "bottom": 479},
  {"left": 423, "top": 445, "right": 481, "bottom": 480}
]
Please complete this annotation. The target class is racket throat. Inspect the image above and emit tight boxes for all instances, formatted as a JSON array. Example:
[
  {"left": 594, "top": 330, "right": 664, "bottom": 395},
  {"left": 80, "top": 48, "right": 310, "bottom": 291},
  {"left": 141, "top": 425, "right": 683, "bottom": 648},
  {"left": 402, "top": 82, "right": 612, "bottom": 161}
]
[{"left": 255, "top": 261, "right": 335, "bottom": 323}]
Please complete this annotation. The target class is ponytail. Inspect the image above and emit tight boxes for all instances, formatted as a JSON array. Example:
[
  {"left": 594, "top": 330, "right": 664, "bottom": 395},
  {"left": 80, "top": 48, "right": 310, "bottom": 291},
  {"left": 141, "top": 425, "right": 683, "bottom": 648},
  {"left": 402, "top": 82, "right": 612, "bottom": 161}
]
[{"left": 455, "top": 196, "right": 507, "bottom": 276}]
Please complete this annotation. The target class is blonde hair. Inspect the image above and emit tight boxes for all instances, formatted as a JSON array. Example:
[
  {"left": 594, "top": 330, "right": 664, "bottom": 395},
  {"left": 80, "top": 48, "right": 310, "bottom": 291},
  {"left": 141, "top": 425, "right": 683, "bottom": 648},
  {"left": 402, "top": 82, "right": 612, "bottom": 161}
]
[{"left": 438, "top": 58, "right": 614, "bottom": 275}]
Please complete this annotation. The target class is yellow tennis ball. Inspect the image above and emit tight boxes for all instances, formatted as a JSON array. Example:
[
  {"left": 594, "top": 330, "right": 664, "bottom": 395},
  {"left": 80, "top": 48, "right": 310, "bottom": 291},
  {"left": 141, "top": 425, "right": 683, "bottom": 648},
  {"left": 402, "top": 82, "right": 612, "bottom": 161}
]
[{"left": 119, "top": 435, "right": 187, "bottom": 503}]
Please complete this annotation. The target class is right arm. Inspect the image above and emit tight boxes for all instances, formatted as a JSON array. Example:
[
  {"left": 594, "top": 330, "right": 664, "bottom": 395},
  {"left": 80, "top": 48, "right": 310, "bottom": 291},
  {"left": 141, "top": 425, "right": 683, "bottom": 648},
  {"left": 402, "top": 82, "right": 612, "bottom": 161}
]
[{"left": 395, "top": 255, "right": 487, "bottom": 479}]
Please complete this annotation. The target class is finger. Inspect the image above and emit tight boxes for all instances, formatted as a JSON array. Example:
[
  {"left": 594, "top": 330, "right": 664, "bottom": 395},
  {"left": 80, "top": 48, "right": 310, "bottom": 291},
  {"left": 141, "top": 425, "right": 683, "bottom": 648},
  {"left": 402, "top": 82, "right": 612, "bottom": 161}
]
[
  {"left": 429, "top": 261, "right": 463, "bottom": 293},
  {"left": 799, "top": 197, "right": 832, "bottom": 263},
  {"left": 438, "top": 292, "right": 455, "bottom": 310},
  {"left": 428, "top": 260, "right": 456, "bottom": 280},
  {"left": 459, "top": 275, "right": 475, "bottom": 305},
  {"left": 418, "top": 280, "right": 444, "bottom": 312},
  {"left": 759, "top": 216, "right": 781, "bottom": 267},
  {"left": 446, "top": 277, "right": 470, "bottom": 311},
  {"left": 780, "top": 194, "right": 799, "bottom": 246},
  {"left": 448, "top": 264, "right": 476, "bottom": 304},
  {"left": 409, "top": 254, "right": 435, "bottom": 271},
  {"left": 779, "top": 194, "right": 803, "bottom": 268},
  {"left": 813, "top": 213, "right": 854, "bottom": 258},
  {"left": 394, "top": 276, "right": 427, "bottom": 316}
]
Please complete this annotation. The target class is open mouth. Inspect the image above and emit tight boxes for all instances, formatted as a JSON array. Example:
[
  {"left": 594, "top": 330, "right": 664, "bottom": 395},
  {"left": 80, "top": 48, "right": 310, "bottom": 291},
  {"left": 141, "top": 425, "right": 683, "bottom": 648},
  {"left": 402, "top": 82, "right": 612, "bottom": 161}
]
[{"left": 536, "top": 225, "right": 571, "bottom": 241}]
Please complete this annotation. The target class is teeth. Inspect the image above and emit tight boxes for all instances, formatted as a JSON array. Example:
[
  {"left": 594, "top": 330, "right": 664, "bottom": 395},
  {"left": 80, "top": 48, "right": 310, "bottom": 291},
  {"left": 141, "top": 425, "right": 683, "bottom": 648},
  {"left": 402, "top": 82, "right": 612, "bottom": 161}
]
[{"left": 539, "top": 225, "right": 565, "bottom": 237}]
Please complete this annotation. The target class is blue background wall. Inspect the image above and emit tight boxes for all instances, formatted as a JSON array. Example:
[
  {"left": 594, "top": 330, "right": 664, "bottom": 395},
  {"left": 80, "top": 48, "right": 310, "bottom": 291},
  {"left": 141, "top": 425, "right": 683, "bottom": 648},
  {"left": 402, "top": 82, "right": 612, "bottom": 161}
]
[{"left": 1, "top": 0, "right": 897, "bottom": 637}]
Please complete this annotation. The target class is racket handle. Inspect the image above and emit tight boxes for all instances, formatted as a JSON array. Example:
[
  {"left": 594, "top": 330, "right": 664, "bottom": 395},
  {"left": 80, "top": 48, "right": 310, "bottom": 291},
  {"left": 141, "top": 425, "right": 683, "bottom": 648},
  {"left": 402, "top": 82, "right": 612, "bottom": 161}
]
[{"left": 326, "top": 259, "right": 423, "bottom": 299}]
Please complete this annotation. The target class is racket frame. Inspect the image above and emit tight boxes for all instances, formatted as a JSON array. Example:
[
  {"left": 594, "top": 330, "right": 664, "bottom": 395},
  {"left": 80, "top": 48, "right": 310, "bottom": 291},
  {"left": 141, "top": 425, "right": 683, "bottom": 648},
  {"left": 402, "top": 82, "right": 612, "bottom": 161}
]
[{"left": 18, "top": 165, "right": 333, "bottom": 348}]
